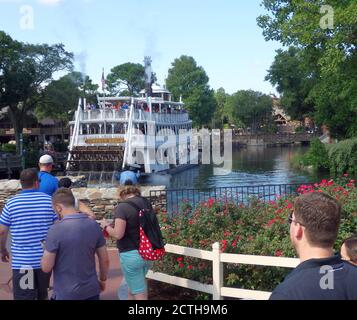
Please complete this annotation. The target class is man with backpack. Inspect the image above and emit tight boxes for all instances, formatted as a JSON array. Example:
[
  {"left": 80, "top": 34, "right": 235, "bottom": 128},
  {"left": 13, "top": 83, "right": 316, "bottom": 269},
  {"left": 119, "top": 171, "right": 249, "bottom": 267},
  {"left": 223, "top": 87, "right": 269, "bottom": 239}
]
[{"left": 100, "top": 185, "right": 165, "bottom": 301}]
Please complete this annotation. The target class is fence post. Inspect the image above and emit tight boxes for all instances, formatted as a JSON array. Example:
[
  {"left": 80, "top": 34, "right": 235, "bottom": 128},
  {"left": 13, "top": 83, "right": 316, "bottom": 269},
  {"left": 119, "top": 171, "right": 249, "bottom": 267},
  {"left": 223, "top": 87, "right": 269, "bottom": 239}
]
[{"left": 212, "top": 242, "right": 223, "bottom": 300}]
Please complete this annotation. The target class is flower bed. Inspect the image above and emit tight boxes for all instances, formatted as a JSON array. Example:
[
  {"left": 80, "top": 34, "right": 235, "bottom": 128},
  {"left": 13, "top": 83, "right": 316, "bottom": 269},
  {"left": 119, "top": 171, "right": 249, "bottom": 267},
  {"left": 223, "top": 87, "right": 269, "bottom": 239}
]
[{"left": 153, "top": 177, "right": 357, "bottom": 299}]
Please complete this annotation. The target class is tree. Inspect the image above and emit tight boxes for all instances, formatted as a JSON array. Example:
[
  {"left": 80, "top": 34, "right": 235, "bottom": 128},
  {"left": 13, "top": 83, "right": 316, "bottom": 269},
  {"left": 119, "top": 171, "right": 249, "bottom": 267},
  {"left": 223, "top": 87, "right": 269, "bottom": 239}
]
[
  {"left": 35, "top": 74, "right": 80, "bottom": 139},
  {"left": 65, "top": 71, "right": 99, "bottom": 104},
  {"left": 166, "top": 55, "right": 216, "bottom": 127},
  {"left": 213, "top": 88, "right": 229, "bottom": 129},
  {"left": 225, "top": 90, "right": 273, "bottom": 133},
  {"left": 258, "top": 0, "right": 357, "bottom": 138},
  {"left": 266, "top": 47, "right": 316, "bottom": 122},
  {"left": 0, "top": 31, "right": 73, "bottom": 154},
  {"left": 106, "top": 62, "right": 155, "bottom": 96}
]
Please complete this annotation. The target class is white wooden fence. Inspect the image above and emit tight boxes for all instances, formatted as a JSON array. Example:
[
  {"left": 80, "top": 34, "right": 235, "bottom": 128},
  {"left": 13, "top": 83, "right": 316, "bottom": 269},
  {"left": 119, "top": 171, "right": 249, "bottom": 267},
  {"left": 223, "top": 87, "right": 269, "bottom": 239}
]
[{"left": 146, "top": 242, "right": 300, "bottom": 300}]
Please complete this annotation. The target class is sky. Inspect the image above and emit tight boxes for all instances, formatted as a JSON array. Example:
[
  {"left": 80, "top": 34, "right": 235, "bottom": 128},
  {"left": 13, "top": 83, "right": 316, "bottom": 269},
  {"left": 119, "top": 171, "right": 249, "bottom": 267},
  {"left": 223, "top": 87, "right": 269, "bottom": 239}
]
[{"left": 0, "top": 0, "right": 282, "bottom": 95}]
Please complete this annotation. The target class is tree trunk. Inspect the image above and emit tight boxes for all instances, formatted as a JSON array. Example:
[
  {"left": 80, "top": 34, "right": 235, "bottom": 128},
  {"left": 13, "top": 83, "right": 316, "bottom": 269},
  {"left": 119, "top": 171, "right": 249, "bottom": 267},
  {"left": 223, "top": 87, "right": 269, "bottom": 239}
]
[{"left": 8, "top": 107, "right": 24, "bottom": 155}]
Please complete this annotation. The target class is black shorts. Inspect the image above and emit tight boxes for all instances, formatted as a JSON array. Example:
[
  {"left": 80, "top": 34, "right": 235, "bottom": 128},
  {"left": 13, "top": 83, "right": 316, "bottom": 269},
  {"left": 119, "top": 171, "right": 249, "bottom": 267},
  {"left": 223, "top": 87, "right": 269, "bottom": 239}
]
[{"left": 12, "top": 269, "right": 51, "bottom": 300}]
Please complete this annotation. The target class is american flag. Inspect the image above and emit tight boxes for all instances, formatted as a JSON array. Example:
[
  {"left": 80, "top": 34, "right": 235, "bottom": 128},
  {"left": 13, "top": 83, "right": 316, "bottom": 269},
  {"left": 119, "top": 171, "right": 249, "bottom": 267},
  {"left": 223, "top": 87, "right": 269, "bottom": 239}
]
[{"left": 101, "top": 68, "right": 106, "bottom": 91}]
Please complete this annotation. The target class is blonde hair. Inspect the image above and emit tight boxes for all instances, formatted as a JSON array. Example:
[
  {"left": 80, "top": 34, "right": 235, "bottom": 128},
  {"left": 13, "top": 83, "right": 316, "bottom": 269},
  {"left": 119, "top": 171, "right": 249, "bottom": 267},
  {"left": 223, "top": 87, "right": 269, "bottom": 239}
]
[{"left": 119, "top": 185, "right": 141, "bottom": 200}]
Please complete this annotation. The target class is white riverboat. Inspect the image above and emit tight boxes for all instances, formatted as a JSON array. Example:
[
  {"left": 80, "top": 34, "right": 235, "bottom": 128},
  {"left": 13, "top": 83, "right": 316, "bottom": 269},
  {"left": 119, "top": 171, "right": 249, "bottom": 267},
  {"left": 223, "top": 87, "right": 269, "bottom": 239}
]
[{"left": 67, "top": 60, "right": 196, "bottom": 174}]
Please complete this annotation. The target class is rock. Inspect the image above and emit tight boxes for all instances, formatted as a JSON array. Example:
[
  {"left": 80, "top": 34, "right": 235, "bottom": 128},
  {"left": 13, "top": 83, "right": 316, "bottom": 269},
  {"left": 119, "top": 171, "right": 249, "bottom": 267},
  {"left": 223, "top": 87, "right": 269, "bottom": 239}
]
[{"left": 0, "top": 180, "right": 21, "bottom": 191}]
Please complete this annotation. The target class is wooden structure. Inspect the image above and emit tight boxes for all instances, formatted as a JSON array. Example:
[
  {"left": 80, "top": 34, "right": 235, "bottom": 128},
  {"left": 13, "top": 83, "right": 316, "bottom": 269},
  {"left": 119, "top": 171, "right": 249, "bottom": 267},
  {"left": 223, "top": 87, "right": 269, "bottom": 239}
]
[
  {"left": 0, "top": 155, "right": 22, "bottom": 178},
  {"left": 66, "top": 146, "right": 124, "bottom": 172},
  {"left": 147, "top": 242, "right": 299, "bottom": 300}
]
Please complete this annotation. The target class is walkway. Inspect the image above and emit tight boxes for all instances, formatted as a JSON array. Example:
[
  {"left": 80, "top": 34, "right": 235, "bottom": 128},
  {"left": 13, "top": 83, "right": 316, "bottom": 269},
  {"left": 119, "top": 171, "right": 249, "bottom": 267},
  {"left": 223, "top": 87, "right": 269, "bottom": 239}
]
[{"left": 0, "top": 249, "right": 123, "bottom": 300}]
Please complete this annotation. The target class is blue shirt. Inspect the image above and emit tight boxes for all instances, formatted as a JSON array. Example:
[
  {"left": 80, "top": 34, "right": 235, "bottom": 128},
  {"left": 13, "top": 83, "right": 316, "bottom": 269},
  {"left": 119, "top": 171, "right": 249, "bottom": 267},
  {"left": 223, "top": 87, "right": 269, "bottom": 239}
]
[
  {"left": 119, "top": 170, "right": 140, "bottom": 185},
  {"left": 38, "top": 171, "right": 58, "bottom": 196},
  {"left": 0, "top": 190, "right": 57, "bottom": 270},
  {"left": 45, "top": 214, "right": 106, "bottom": 300},
  {"left": 270, "top": 255, "right": 357, "bottom": 300}
]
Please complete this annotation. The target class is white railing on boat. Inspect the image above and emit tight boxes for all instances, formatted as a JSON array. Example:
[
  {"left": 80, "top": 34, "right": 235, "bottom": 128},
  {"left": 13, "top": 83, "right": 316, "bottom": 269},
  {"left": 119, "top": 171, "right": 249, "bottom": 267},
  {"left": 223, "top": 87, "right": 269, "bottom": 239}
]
[
  {"left": 146, "top": 242, "right": 300, "bottom": 300},
  {"left": 78, "top": 109, "right": 190, "bottom": 124}
]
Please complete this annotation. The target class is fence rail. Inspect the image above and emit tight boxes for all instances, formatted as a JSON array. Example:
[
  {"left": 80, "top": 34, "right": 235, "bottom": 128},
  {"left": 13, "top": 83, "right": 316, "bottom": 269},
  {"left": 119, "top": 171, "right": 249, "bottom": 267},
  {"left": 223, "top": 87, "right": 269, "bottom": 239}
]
[
  {"left": 146, "top": 242, "right": 300, "bottom": 300},
  {"left": 150, "top": 183, "right": 302, "bottom": 214}
]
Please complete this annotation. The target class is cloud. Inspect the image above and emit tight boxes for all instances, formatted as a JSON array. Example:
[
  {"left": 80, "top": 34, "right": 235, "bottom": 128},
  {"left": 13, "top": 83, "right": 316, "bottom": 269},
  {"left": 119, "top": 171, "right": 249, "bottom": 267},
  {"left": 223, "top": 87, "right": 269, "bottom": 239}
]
[{"left": 36, "top": 0, "right": 63, "bottom": 6}]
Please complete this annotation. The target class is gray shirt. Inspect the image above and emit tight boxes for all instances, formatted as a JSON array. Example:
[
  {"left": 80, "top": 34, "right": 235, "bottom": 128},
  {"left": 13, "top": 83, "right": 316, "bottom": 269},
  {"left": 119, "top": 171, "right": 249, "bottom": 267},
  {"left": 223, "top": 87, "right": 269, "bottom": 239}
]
[{"left": 45, "top": 213, "right": 106, "bottom": 300}]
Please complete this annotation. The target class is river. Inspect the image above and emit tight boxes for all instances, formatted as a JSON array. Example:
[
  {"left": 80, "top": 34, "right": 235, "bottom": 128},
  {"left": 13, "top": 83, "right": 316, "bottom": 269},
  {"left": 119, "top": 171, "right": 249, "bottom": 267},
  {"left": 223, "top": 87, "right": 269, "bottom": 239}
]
[{"left": 144, "top": 145, "right": 326, "bottom": 190}]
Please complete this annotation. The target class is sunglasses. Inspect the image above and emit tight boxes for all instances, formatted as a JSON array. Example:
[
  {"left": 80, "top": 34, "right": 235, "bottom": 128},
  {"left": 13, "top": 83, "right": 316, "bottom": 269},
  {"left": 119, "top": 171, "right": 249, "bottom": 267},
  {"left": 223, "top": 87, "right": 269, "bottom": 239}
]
[{"left": 288, "top": 211, "right": 305, "bottom": 226}]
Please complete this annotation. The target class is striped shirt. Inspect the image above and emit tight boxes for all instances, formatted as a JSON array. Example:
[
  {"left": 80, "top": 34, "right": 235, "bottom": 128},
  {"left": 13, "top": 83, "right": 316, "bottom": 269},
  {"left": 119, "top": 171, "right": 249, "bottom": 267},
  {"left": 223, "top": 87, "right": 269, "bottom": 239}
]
[{"left": 0, "top": 189, "right": 57, "bottom": 270}]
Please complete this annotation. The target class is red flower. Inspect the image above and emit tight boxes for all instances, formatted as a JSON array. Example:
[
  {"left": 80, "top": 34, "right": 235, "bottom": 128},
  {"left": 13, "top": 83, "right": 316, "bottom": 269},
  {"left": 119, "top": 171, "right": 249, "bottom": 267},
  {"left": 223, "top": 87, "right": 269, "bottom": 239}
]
[
  {"left": 179, "top": 263, "right": 185, "bottom": 268},
  {"left": 188, "top": 265, "right": 193, "bottom": 270},
  {"left": 177, "top": 257, "right": 183, "bottom": 262},
  {"left": 287, "top": 203, "right": 293, "bottom": 209},
  {"left": 275, "top": 250, "right": 283, "bottom": 257},
  {"left": 267, "top": 219, "right": 277, "bottom": 227},
  {"left": 207, "top": 198, "right": 215, "bottom": 208}
]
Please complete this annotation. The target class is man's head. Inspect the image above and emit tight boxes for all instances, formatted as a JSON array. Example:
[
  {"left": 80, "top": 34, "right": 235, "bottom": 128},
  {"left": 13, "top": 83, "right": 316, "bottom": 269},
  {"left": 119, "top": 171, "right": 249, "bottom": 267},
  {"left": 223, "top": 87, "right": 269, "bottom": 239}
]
[
  {"left": 290, "top": 192, "right": 341, "bottom": 256},
  {"left": 341, "top": 235, "right": 357, "bottom": 266},
  {"left": 20, "top": 168, "right": 39, "bottom": 190},
  {"left": 39, "top": 155, "right": 54, "bottom": 172},
  {"left": 52, "top": 188, "right": 76, "bottom": 218},
  {"left": 58, "top": 177, "right": 73, "bottom": 189}
]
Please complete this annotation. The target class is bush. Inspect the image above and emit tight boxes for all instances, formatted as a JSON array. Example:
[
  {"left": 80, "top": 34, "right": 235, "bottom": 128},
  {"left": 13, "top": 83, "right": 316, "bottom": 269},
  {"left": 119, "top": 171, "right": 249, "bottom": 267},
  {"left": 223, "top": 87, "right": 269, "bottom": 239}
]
[
  {"left": 328, "top": 138, "right": 357, "bottom": 176},
  {"left": 1, "top": 144, "right": 16, "bottom": 153},
  {"left": 154, "top": 178, "right": 357, "bottom": 299}
]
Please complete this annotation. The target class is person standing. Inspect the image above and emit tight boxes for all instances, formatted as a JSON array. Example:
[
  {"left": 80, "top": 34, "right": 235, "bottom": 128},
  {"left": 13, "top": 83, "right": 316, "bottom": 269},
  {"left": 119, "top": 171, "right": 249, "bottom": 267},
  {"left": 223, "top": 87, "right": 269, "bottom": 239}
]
[
  {"left": 100, "top": 186, "right": 151, "bottom": 300},
  {"left": 41, "top": 188, "right": 110, "bottom": 300},
  {"left": 38, "top": 155, "right": 58, "bottom": 196},
  {"left": 0, "top": 168, "right": 58, "bottom": 300},
  {"left": 270, "top": 192, "right": 357, "bottom": 300}
]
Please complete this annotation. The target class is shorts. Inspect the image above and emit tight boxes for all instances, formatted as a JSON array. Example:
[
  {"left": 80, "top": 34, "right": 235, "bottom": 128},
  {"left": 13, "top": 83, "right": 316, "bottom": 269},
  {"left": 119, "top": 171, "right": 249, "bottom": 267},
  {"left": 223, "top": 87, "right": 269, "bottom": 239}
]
[
  {"left": 119, "top": 250, "right": 151, "bottom": 295},
  {"left": 12, "top": 268, "right": 51, "bottom": 300}
]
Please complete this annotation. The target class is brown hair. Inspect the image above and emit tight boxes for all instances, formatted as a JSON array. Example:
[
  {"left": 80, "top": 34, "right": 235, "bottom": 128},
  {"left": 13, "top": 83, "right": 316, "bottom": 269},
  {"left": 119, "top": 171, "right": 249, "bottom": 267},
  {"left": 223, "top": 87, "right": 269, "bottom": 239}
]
[
  {"left": 52, "top": 188, "right": 75, "bottom": 208},
  {"left": 119, "top": 185, "right": 141, "bottom": 200},
  {"left": 294, "top": 192, "right": 341, "bottom": 248},
  {"left": 20, "top": 168, "right": 39, "bottom": 189},
  {"left": 343, "top": 235, "right": 357, "bottom": 262}
]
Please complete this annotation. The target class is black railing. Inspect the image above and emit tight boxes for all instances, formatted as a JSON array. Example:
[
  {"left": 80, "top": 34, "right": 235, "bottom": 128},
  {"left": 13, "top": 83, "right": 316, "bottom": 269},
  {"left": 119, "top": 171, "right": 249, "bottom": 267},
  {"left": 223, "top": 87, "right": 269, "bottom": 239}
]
[{"left": 150, "top": 184, "right": 302, "bottom": 214}]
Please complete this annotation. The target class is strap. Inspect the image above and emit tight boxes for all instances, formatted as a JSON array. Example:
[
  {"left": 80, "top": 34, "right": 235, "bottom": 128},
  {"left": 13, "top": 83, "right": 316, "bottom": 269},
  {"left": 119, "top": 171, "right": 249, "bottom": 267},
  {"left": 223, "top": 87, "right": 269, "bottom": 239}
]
[{"left": 123, "top": 200, "right": 143, "bottom": 213}]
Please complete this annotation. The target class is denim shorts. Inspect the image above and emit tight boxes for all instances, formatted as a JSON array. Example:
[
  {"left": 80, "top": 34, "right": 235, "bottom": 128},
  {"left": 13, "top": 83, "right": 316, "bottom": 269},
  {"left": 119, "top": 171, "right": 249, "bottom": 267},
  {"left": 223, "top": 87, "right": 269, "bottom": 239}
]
[{"left": 119, "top": 250, "right": 151, "bottom": 295}]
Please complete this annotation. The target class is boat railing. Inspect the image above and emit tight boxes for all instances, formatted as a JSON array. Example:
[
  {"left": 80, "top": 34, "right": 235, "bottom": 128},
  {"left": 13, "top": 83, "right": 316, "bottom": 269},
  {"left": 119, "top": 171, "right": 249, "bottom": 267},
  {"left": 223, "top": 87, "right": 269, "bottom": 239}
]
[{"left": 79, "top": 108, "right": 189, "bottom": 123}]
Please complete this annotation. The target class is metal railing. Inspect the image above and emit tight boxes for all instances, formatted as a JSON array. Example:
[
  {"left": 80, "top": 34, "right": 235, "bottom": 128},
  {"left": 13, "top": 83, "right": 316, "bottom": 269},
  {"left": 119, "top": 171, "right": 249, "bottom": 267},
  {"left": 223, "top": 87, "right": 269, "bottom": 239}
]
[{"left": 150, "top": 183, "right": 302, "bottom": 214}]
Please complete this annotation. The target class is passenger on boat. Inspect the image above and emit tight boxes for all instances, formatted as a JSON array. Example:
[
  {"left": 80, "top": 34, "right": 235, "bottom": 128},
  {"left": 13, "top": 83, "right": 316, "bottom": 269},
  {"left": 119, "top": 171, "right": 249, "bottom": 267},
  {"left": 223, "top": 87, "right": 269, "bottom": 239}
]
[{"left": 116, "top": 169, "right": 140, "bottom": 185}]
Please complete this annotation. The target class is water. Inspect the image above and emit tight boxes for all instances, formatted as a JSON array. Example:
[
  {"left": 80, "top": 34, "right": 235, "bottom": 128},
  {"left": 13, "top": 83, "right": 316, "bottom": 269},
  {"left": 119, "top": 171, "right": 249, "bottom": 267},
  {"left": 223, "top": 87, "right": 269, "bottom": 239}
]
[{"left": 145, "top": 145, "right": 326, "bottom": 189}]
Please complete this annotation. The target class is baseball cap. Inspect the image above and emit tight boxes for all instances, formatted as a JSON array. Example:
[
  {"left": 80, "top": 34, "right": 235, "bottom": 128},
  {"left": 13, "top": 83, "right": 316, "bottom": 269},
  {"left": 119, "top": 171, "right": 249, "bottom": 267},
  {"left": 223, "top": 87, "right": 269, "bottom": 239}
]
[{"left": 39, "top": 155, "right": 54, "bottom": 165}]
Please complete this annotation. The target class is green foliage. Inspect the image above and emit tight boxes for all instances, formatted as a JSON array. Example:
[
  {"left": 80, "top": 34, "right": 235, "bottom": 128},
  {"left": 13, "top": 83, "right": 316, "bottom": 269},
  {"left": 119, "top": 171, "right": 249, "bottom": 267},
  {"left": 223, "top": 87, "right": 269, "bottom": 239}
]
[
  {"left": 154, "top": 179, "right": 357, "bottom": 298},
  {"left": 266, "top": 47, "right": 316, "bottom": 121},
  {"left": 302, "top": 139, "right": 330, "bottom": 171},
  {"left": 166, "top": 56, "right": 216, "bottom": 128},
  {"left": 106, "top": 62, "right": 155, "bottom": 96},
  {"left": 328, "top": 138, "right": 357, "bottom": 176},
  {"left": 258, "top": 0, "right": 357, "bottom": 139},
  {"left": 36, "top": 73, "right": 80, "bottom": 124},
  {"left": 0, "top": 30, "right": 73, "bottom": 154},
  {"left": 212, "top": 88, "right": 228, "bottom": 129},
  {"left": 225, "top": 90, "right": 273, "bottom": 133},
  {"left": 1, "top": 144, "right": 16, "bottom": 153}
]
